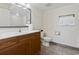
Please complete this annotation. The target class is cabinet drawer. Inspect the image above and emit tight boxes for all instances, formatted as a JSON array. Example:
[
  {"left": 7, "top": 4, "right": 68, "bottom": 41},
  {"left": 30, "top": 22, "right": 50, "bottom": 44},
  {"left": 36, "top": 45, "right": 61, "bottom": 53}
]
[
  {"left": 0, "top": 37, "right": 17, "bottom": 50},
  {"left": 17, "top": 32, "right": 40, "bottom": 41},
  {"left": 0, "top": 42, "right": 26, "bottom": 55}
]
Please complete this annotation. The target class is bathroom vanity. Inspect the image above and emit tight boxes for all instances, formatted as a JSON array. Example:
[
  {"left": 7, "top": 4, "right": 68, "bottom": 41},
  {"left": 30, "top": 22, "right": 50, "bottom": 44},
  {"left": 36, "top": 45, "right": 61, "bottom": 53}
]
[
  {"left": 0, "top": 3, "right": 41, "bottom": 55},
  {"left": 0, "top": 31, "right": 41, "bottom": 55}
]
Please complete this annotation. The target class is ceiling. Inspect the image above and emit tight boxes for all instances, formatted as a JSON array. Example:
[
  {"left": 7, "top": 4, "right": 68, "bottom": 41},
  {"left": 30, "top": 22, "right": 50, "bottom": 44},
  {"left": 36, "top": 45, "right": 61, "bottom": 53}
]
[
  {"left": 0, "top": 3, "right": 78, "bottom": 11},
  {"left": 31, "top": 3, "right": 78, "bottom": 10}
]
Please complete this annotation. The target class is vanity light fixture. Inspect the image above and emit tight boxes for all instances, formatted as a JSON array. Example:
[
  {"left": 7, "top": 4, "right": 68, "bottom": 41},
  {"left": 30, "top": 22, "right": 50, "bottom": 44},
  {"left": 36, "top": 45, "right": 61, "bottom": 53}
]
[{"left": 14, "top": 3, "right": 31, "bottom": 9}]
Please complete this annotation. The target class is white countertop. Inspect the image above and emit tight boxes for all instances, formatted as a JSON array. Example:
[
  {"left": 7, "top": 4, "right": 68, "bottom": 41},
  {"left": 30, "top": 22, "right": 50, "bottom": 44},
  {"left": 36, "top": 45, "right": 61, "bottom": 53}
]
[{"left": 0, "top": 30, "right": 40, "bottom": 40}]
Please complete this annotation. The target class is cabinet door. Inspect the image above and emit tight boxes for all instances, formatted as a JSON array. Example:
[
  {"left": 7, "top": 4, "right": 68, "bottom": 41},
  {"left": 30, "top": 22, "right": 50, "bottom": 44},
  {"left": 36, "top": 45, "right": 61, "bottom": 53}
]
[
  {"left": 25, "top": 39, "right": 32, "bottom": 55},
  {"left": 13, "top": 41, "right": 26, "bottom": 55},
  {"left": 27, "top": 32, "right": 41, "bottom": 54},
  {"left": 12, "top": 38, "right": 26, "bottom": 55},
  {"left": 30, "top": 36, "right": 41, "bottom": 54}
]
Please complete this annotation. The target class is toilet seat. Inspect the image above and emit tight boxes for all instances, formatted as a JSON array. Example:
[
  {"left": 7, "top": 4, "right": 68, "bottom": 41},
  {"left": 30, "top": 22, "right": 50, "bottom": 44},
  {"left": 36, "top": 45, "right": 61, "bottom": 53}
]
[{"left": 43, "top": 37, "right": 51, "bottom": 42}]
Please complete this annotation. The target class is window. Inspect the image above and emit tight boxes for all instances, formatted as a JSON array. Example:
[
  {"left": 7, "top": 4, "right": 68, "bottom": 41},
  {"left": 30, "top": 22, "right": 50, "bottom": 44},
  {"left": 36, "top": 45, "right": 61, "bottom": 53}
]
[{"left": 59, "top": 14, "right": 75, "bottom": 26}]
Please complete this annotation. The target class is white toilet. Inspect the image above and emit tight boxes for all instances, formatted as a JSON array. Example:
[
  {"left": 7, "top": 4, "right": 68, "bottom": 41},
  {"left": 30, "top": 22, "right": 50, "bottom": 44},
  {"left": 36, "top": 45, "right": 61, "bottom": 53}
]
[
  {"left": 41, "top": 31, "right": 51, "bottom": 47},
  {"left": 42, "top": 37, "right": 51, "bottom": 47}
]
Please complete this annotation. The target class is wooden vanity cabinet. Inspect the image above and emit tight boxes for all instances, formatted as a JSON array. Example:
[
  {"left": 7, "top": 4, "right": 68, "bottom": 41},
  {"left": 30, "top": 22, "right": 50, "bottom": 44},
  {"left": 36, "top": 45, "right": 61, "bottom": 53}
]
[{"left": 0, "top": 32, "right": 41, "bottom": 55}]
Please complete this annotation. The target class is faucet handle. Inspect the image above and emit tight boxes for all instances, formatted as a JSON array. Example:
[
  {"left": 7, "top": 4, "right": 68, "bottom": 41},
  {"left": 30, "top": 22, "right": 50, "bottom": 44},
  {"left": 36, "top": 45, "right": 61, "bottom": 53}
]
[{"left": 19, "top": 28, "right": 21, "bottom": 32}]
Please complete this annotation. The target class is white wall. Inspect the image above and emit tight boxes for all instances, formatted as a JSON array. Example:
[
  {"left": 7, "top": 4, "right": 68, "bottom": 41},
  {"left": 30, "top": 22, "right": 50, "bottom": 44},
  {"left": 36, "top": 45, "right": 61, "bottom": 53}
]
[
  {"left": 43, "top": 4, "right": 79, "bottom": 48},
  {"left": 31, "top": 6, "right": 43, "bottom": 30}
]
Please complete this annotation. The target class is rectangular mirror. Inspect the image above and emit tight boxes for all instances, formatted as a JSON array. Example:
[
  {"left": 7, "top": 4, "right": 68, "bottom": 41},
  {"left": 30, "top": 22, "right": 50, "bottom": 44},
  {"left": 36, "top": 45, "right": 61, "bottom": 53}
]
[{"left": 0, "top": 3, "right": 31, "bottom": 26}]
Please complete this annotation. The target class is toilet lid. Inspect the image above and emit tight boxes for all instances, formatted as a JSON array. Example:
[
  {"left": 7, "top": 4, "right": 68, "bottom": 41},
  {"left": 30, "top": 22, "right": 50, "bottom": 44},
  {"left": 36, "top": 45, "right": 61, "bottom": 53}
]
[{"left": 43, "top": 37, "right": 51, "bottom": 40}]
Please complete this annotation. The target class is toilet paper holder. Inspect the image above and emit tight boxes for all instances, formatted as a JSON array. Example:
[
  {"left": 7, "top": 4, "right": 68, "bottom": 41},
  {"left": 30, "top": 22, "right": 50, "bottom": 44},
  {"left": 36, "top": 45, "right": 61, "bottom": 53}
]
[{"left": 55, "top": 31, "right": 60, "bottom": 35}]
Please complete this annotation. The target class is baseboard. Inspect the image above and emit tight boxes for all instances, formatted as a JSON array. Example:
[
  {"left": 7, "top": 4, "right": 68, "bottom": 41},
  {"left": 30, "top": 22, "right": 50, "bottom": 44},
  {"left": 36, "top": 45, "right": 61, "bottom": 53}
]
[{"left": 50, "top": 41, "right": 79, "bottom": 51}]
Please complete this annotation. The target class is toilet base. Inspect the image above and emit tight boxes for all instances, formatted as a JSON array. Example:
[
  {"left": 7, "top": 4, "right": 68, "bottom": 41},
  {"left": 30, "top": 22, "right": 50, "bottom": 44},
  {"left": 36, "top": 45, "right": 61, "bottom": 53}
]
[
  {"left": 41, "top": 37, "right": 51, "bottom": 47},
  {"left": 42, "top": 41, "right": 50, "bottom": 47}
]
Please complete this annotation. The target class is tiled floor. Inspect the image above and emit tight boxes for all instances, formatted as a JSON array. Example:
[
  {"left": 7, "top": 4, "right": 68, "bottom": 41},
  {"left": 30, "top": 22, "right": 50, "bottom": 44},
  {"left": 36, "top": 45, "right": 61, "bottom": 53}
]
[{"left": 40, "top": 43, "right": 79, "bottom": 55}]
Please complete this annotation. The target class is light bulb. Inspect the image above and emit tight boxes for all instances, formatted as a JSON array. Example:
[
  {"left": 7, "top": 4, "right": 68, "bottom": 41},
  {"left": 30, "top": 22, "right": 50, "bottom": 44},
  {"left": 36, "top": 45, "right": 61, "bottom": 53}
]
[
  {"left": 26, "top": 4, "right": 30, "bottom": 8},
  {"left": 23, "top": 7, "right": 27, "bottom": 9}
]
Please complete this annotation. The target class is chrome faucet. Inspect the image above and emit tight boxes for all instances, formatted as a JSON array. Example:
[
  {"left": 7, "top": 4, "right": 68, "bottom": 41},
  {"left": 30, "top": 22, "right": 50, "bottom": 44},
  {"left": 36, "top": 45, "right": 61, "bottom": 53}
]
[{"left": 19, "top": 28, "right": 21, "bottom": 32}]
